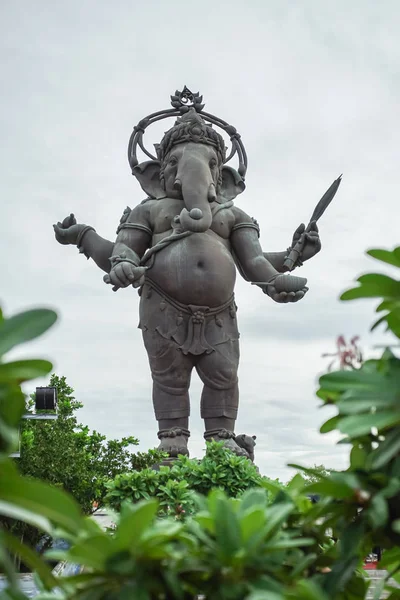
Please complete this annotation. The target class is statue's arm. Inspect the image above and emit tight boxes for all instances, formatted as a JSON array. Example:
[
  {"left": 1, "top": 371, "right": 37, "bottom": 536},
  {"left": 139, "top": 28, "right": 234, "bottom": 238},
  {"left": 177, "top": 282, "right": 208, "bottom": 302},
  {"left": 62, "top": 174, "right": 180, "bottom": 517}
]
[
  {"left": 53, "top": 214, "right": 114, "bottom": 273},
  {"left": 264, "top": 222, "right": 322, "bottom": 272},
  {"left": 230, "top": 211, "right": 279, "bottom": 284},
  {"left": 230, "top": 207, "right": 308, "bottom": 302},
  {"left": 53, "top": 201, "right": 153, "bottom": 276},
  {"left": 103, "top": 202, "right": 154, "bottom": 291},
  {"left": 79, "top": 230, "right": 114, "bottom": 272},
  {"left": 112, "top": 202, "right": 153, "bottom": 259},
  {"left": 262, "top": 251, "right": 290, "bottom": 273}
]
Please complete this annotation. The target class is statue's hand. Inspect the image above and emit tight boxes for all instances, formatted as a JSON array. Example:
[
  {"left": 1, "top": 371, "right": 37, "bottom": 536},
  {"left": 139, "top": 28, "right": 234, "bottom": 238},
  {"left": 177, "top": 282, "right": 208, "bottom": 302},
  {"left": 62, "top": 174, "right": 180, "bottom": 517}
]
[
  {"left": 264, "top": 274, "right": 308, "bottom": 304},
  {"left": 53, "top": 214, "right": 86, "bottom": 245},
  {"left": 291, "top": 221, "right": 321, "bottom": 263},
  {"left": 103, "top": 261, "right": 147, "bottom": 292}
]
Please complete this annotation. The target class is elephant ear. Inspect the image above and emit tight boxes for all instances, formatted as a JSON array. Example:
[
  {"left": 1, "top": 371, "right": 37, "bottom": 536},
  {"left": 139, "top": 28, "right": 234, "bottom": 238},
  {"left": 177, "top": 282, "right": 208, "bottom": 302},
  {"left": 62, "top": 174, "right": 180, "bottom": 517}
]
[
  {"left": 218, "top": 166, "right": 246, "bottom": 202},
  {"left": 132, "top": 160, "right": 165, "bottom": 199}
]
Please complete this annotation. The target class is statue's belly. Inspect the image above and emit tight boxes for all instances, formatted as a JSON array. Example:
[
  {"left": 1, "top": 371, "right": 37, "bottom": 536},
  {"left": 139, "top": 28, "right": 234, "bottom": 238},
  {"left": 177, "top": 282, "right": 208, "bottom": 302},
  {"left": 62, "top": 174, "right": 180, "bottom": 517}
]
[{"left": 147, "top": 232, "right": 236, "bottom": 307}]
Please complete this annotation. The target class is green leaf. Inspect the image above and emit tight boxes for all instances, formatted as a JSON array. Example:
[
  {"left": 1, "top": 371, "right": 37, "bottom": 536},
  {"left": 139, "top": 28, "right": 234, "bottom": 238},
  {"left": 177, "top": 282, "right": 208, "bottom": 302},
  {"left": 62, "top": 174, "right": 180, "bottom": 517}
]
[
  {"left": 2, "top": 530, "right": 57, "bottom": 590},
  {"left": 195, "top": 512, "right": 215, "bottom": 534},
  {"left": 316, "top": 388, "right": 340, "bottom": 402},
  {"left": 214, "top": 496, "right": 241, "bottom": 560},
  {"left": 350, "top": 445, "right": 368, "bottom": 469},
  {"left": 265, "top": 537, "right": 314, "bottom": 551},
  {"left": 336, "top": 388, "right": 400, "bottom": 414},
  {"left": 239, "top": 488, "right": 268, "bottom": 513},
  {"left": 139, "top": 520, "right": 182, "bottom": 547},
  {"left": 43, "top": 549, "right": 69, "bottom": 562},
  {"left": 286, "top": 473, "right": 306, "bottom": 492},
  {"left": 390, "top": 457, "right": 400, "bottom": 477},
  {"left": 376, "top": 299, "right": 400, "bottom": 313},
  {"left": 260, "top": 478, "right": 284, "bottom": 498},
  {"left": 341, "top": 273, "right": 400, "bottom": 301},
  {"left": 0, "top": 360, "right": 53, "bottom": 383},
  {"left": 0, "top": 473, "right": 83, "bottom": 534},
  {"left": 0, "top": 532, "right": 19, "bottom": 589},
  {"left": 240, "top": 507, "right": 266, "bottom": 543},
  {"left": 393, "top": 519, "right": 400, "bottom": 534},
  {"left": 379, "top": 545, "right": 400, "bottom": 567},
  {"left": 368, "top": 494, "right": 388, "bottom": 528},
  {"left": 339, "top": 412, "right": 400, "bottom": 437},
  {"left": 262, "top": 502, "right": 293, "bottom": 538},
  {"left": 0, "top": 309, "right": 57, "bottom": 357},
  {"left": 68, "top": 534, "right": 114, "bottom": 570},
  {"left": 367, "top": 247, "right": 400, "bottom": 268},
  {"left": 162, "top": 568, "right": 185, "bottom": 600},
  {"left": 115, "top": 499, "right": 158, "bottom": 550},
  {"left": 343, "top": 573, "right": 370, "bottom": 599},
  {"left": 339, "top": 520, "right": 365, "bottom": 557},
  {"left": 291, "top": 553, "right": 318, "bottom": 577},
  {"left": 292, "top": 579, "right": 330, "bottom": 600},
  {"left": 0, "top": 501, "right": 52, "bottom": 534},
  {"left": 319, "top": 368, "right": 383, "bottom": 391},
  {"left": 369, "top": 429, "right": 400, "bottom": 469},
  {"left": 320, "top": 416, "right": 340, "bottom": 434},
  {"left": 386, "top": 311, "right": 400, "bottom": 338},
  {"left": 323, "top": 557, "right": 360, "bottom": 597},
  {"left": 246, "top": 592, "right": 283, "bottom": 600},
  {"left": 250, "top": 575, "right": 284, "bottom": 595},
  {"left": 371, "top": 314, "right": 389, "bottom": 333},
  {"left": 0, "top": 386, "right": 25, "bottom": 451},
  {"left": 303, "top": 478, "right": 354, "bottom": 499}
]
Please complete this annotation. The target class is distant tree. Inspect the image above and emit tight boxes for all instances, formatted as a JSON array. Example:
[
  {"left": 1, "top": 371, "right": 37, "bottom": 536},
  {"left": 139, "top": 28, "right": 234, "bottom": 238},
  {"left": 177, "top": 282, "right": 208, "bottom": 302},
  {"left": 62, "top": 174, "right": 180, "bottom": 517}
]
[
  {"left": 19, "top": 374, "right": 166, "bottom": 514},
  {"left": 288, "top": 463, "right": 333, "bottom": 486},
  {"left": 21, "top": 376, "right": 126, "bottom": 513},
  {"left": 2, "top": 374, "right": 166, "bottom": 565}
]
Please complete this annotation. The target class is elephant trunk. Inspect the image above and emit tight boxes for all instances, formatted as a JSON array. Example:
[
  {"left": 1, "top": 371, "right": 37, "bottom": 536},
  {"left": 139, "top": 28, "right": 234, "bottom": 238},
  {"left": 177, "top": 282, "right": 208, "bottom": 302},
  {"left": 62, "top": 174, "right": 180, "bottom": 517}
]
[{"left": 176, "top": 157, "right": 214, "bottom": 233}]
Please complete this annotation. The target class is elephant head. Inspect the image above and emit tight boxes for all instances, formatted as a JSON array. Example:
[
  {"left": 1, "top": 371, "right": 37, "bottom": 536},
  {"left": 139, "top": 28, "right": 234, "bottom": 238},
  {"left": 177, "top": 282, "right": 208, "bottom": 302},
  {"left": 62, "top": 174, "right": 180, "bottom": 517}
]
[
  {"left": 132, "top": 110, "right": 245, "bottom": 232},
  {"left": 235, "top": 434, "right": 256, "bottom": 462}
]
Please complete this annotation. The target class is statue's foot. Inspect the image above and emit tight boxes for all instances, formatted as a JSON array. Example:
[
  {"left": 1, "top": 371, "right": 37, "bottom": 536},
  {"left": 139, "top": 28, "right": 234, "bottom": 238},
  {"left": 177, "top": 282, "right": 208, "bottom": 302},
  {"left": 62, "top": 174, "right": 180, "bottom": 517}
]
[
  {"left": 204, "top": 428, "right": 249, "bottom": 458},
  {"left": 157, "top": 427, "right": 190, "bottom": 458}
]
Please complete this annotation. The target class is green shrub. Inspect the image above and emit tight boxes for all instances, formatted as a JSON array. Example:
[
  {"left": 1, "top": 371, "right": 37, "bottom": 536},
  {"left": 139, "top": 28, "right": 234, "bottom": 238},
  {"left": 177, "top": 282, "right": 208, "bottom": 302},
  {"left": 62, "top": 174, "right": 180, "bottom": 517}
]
[{"left": 104, "top": 442, "right": 278, "bottom": 517}]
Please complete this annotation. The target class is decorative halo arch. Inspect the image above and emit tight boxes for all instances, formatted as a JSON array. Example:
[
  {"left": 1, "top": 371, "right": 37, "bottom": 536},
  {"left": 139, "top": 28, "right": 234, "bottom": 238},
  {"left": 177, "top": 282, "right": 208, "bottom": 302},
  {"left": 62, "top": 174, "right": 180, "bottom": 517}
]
[{"left": 127, "top": 86, "right": 248, "bottom": 179}]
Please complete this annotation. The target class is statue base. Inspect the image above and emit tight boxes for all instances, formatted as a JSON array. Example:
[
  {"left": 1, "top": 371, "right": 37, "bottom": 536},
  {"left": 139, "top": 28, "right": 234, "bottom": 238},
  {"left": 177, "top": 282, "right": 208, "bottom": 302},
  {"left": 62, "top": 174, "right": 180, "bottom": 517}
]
[{"left": 151, "top": 456, "right": 177, "bottom": 470}]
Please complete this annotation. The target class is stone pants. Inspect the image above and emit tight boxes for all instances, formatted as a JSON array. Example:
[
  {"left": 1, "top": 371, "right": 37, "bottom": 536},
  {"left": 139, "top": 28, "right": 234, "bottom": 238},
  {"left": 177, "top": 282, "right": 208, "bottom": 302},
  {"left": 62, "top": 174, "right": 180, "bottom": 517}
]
[{"left": 139, "top": 279, "right": 240, "bottom": 421}]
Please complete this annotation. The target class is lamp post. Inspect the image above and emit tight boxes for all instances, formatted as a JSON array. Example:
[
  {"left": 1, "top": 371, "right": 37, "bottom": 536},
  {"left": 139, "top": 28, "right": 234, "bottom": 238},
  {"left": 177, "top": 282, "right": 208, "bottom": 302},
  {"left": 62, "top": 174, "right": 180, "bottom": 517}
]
[{"left": 10, "top": 386, "right": 58, "bottom": 458}]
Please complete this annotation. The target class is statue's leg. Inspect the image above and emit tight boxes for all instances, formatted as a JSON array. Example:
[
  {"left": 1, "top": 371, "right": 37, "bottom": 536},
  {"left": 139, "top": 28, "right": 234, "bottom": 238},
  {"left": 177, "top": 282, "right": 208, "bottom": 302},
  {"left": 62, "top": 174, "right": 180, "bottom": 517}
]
[
  {"left": 143, "top": 327, "right": 193, "bottom": 457},
  {"left": 196, "top": 339, "right": 248, "bottom": 457}
]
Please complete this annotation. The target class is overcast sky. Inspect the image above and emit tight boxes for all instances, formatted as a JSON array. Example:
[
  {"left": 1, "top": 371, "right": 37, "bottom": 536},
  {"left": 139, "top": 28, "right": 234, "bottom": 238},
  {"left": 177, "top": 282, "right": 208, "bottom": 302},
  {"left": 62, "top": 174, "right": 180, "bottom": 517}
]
[{"left": 1, "top": 0, "right": 399, "bottom": 480}]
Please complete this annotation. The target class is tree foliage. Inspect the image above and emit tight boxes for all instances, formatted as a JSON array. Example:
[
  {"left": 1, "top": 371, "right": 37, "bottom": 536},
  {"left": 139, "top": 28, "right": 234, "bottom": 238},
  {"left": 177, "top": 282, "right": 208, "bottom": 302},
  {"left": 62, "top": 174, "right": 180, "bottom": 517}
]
[
  {"left": 3, "top": 373, "right": 166, "bottom": 567},
  {"left": 290, "top": 464, "right": 333, "bottom": 486},
  {"left": 19, "top": 374, "right": 162, "bottom": 515}
]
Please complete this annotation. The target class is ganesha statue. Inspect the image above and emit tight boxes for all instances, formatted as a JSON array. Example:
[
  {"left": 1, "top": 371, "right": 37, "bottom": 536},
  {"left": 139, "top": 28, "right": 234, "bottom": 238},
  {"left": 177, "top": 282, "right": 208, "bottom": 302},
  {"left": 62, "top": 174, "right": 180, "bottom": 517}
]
[{"left": 54, "top": 87, "right": 339, "bottom": 460}]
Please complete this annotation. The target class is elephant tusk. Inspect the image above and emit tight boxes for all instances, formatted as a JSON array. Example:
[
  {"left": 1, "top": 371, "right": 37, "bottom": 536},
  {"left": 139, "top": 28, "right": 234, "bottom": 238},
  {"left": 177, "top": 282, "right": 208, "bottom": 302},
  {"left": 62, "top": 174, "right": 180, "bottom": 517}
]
[
  {"left": 189, "top": 208, "right": 203, "bottom": 220},
  {"left": 179, "top": 207, "right": 211, "bottom": 232},
  {"left": 208, "top": 183, "right": 217, "bottom": 202}
]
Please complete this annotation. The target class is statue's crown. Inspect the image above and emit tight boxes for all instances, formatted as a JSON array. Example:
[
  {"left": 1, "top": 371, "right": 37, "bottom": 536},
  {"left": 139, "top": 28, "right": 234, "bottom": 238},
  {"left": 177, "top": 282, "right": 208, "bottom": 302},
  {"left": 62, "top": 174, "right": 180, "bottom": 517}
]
[
  {"left": 155, "top": 109, "right": 226, "bottom": 164},
  {"left": 128, "top": 86, "right": 247, "bottom": 179}
]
